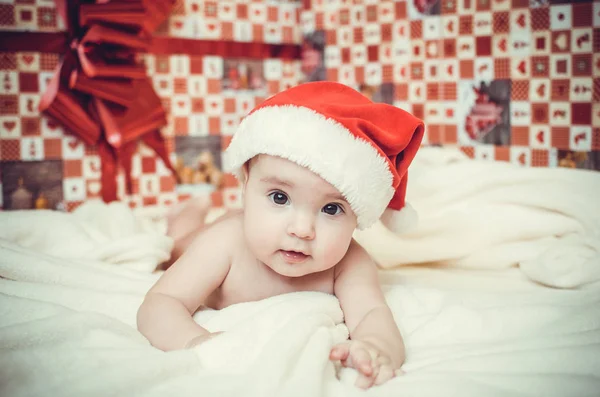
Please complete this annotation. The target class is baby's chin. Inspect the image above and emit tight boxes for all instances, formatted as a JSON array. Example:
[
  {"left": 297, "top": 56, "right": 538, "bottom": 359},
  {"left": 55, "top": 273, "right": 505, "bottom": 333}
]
[
  {"left": 267, "top": 263, "right": 314, "bottom": 278},
  {"left": 266, "top": 258, "right": 332, "bottom": 279}
]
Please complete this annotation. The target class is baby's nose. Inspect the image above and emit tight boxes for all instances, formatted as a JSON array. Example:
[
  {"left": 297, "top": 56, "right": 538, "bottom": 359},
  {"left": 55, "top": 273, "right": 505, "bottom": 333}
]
[{"left": 287, "top": 212, "right": 315, "bottom": 240}]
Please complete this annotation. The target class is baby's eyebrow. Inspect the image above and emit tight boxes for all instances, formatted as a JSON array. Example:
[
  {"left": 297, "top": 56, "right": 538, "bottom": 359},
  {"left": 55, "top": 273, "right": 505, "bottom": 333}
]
[
  {"left": 260, "top": 176, "right": 294, "bottom": 188},
  {"left": 260, "top": 176, "right": 347, "bottom": 202},
  {"left": 324, "top": 192, "right": 347, "bottom": 202}
]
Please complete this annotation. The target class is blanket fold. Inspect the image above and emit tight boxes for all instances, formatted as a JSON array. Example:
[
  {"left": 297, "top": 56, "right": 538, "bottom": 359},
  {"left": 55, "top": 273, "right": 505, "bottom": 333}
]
[
  {"left": 355, "top": 147, "right": 600, "bottom": 288},
  {"left": 0, "top": 200, "right": 173, "bottom": 273}
]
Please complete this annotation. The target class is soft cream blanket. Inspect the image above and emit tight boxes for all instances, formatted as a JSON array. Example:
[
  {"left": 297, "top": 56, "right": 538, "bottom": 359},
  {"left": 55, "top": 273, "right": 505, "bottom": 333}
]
[
  {"left": 1, "top": 147, "right": 599, "bottom": 397},
  {"left": 356, "top": 147, "right": 600, "bottom": 289}
]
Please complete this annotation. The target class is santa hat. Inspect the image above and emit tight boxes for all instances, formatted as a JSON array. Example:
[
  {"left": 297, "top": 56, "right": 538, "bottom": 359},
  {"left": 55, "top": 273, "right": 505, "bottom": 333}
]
[{"left": 224, "top": 81, "right": 425, "bottom": 233}]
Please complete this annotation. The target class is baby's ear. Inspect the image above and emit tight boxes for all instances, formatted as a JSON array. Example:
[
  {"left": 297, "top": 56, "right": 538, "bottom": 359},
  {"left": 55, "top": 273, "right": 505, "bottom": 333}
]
[
  {"left": 241, "top": 161, "right": 250, "bottom": 184},
  {"left": 240, "top": 162, "right": 252, "bottom": 200}
]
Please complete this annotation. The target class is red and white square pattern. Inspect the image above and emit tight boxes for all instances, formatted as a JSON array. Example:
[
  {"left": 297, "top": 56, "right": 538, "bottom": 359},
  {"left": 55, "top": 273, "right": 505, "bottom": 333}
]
[
  {"left": 2, "top": 0, "right": 599, "bottom": 212},
  {"left": 161, "top": 1, "right": 301, "bottom": 44},
  {"left": 1, "top": 45, "right": 303, "bottom": 211},
  {"left": 319, "top": 0, "right": 597, "bottom": 170}
]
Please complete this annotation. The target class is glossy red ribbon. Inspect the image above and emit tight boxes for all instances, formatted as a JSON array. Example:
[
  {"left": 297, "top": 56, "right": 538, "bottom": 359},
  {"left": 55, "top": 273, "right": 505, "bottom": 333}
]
[{"left": 38, "top": 0, "right": 176, "bottom": 202}]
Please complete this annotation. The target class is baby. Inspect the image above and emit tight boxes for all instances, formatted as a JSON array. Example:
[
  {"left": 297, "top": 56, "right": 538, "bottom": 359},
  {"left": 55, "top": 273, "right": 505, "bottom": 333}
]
[{"left": 137, "top": 82, "right": 424, "bottom": 389}]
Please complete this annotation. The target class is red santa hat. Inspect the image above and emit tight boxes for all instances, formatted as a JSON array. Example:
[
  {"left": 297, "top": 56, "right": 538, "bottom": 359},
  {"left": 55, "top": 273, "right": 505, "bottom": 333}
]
[{"left": 225, "top": 81, "right": 425, "bottom": 233}]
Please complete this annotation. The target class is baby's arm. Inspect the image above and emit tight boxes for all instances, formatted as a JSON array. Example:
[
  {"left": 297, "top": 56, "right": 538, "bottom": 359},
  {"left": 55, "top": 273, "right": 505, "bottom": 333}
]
[
  {"left": 331, "top": 241, "right": 405, "bottom": 388},
  {"left": 136, "top": 219, "right": 232, "bottom": 351}
]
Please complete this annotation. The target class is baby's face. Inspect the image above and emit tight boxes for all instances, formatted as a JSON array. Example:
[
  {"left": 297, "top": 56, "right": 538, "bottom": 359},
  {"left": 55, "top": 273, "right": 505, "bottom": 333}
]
[{"left": 242, "top": 155, "right": 357, "bottom": 278}]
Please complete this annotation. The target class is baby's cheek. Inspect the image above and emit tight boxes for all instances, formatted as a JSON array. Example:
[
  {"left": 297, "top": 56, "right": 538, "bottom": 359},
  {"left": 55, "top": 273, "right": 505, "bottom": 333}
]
[
  {"left": 244, "top": 219, "right": 273, "bottom": 257},
  {"left": 319, "top": 237, "right": 351, "bottom": 267},
  {"left": 321, "top": 250, "right": 343, "bottom": 269}
]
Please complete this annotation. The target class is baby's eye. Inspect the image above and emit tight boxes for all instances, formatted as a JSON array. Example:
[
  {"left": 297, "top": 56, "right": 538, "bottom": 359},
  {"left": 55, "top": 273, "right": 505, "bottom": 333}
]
[
  {"left": 322, "top": 203, "right": 344, "bottom": 216},
  {"left": 268, "top": 191, "right": 289, "bottom": 205}
]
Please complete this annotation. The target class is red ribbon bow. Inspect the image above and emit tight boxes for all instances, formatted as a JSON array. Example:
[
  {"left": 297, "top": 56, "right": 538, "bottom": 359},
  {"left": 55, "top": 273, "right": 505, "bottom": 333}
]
[{"left": 39, "top": 0, "right": 176, "bottom": 202}]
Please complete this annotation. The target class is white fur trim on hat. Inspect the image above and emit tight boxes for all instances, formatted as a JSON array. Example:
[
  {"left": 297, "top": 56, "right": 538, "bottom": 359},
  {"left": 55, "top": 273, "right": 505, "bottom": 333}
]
[
  {"left": 380, "top": 204, "right": 418, "bottom": 234},
  {"left": 224, "top": 105, "right": 395, "bottom": 230}
]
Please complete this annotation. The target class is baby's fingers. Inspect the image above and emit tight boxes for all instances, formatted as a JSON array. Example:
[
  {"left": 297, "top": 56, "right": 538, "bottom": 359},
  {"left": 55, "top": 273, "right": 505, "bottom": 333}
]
[
  {"left": 329, "top": 343, "right": 350, "bottom": 361},
  {"left": 354, "top": 371, "right": 377, "bottom": 390},
  {"left": 374, "top": 364, "right": 395, "bottom": 386},
  {"left": 354, "top": 361, "right": 380, "bottom": 390},
  {"left": 350, "top": 347, "right": 374, "bottom": 376}
]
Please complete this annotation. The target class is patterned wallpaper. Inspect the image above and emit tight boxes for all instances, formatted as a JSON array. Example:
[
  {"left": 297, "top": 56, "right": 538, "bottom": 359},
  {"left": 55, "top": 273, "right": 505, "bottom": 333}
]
[
  {"left": 156, "top": 0, "right": 301, "bottom": 43},
  {"left": 305, "top": 0, "right": 599, "bottom": 170},
  {"left": 0, "top": 0, "right": 303, "bottom": 211},
  {"left": 0, "top": 0, "right": 598, "bottom": 213}
]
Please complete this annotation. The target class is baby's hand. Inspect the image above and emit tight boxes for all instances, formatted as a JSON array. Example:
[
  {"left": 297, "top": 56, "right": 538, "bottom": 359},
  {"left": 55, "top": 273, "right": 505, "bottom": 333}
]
[
  {"left": 184, "top": 331, "right": 223, "bottom": 349},
  {"left": 329, "top": 339, "right": 399, "bottom": 389}
]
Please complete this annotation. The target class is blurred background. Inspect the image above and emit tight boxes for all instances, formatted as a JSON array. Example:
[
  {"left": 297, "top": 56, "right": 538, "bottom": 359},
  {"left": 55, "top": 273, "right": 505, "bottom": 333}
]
[{"left": 0, "top": 0, "right": 598, "bottom": 212}]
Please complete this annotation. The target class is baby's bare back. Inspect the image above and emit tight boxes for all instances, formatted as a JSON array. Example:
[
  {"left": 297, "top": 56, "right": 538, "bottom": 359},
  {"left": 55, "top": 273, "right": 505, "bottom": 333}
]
[{"left": 204, "top": 212, "right": 335, "bottom": 310}]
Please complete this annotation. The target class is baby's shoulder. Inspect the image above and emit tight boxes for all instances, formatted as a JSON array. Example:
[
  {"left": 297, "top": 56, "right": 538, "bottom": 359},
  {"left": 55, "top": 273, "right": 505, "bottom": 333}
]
[
  {"left": 334, "top": 239, "right": 375, "bottom": 277},
  {"left": 186, "top": 210, "right": 245, "bottom": 260},
  {"left": 205, "top": 209, "right": 244, "bottom": 240}
]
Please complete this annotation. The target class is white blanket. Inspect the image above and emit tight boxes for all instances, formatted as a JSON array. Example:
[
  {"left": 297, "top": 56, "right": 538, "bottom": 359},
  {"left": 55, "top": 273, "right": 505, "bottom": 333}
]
[
  {"left": 1, "top": 147, "right": 599, "bottom": 397},
  {"left": 0, "top": 200, "right": 173, "bottom": 274},
  {"left": 356, "top": 147, "right": 600, "bottom": 289}
]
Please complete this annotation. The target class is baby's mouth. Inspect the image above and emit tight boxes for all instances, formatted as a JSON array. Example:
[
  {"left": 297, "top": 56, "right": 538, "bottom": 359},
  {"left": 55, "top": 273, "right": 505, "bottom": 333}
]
[{"left": 279, "top": 250, "right": 309, "bottom": 264}]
